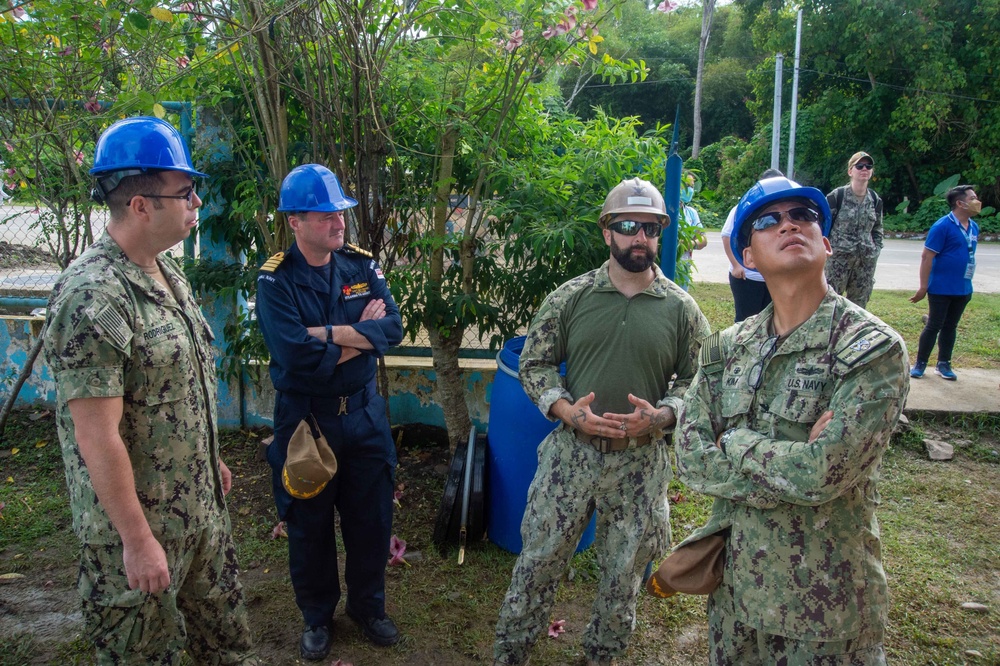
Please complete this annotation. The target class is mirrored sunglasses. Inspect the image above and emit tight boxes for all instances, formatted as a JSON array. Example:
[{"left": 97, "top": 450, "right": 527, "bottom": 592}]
[
  {"left": 607, "top": 219, "right": 662, "bottom": 237},
  {"left": 751, "top": 206, "right": 820, "bottom": 232}
]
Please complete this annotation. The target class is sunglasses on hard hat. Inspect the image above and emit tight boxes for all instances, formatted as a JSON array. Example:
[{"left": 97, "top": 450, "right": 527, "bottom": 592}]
[
  {"left": 607, "top": 219, "right": 662, "bottom": 237},
  {"left": 750, "top": 206, "right": 820, "bottom": 232}
]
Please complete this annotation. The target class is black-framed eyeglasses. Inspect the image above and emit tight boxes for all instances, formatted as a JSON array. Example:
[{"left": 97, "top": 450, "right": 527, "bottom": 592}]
[
  {"left": 607, "top": 219, "right": 662, "bottom": 237},
  {"left": 750, "top": 206, "right": 820, "bottom": 233},
  {"left": 747, "top": 335, "right": 779, "bottom": 392},
  {"left": 853, "top": 163, "right": 874, "bottom": 171},
  {"left": 132, "top": 183, "right": 199, "bottom": 210}
]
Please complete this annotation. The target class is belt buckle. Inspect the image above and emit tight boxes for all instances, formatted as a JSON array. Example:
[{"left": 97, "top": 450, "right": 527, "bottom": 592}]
[
  {"left": 591, "top": 436, "right": 612, "bottom": 454},
  {"left": 338, "top": 396, "right": 348, "bottom": 416}
]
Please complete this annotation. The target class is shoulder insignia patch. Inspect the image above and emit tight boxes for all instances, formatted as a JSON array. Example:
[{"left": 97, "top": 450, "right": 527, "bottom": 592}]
[
  {"left": 342, "top": 243, "right": 373, "bottom": 258},
  {"left": 260, "top": 252, "right": 285, "bottom": 273},
  {"left": 86, "top": 302, "right": 133, "bottom": 352},
  {"left": 700, "top": 331, "right": 724, "bottom": 369},
  {"left": 835, "top": 328, "right": 892, "bottom": 367}
]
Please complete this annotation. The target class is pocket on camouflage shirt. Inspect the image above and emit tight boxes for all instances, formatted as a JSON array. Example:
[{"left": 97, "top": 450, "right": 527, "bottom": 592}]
[
  {"left": 720, "top": 388, "right": 753, "bottom": 421},
  {"left": 133, "top": 338, "right": 192, "bottom": 406}
]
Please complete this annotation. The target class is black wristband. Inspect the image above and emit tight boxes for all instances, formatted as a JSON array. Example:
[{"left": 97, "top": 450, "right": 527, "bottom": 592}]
[
  {"left": 719, "top": 428, "right": 736, "bottom": 453},
  {"left": 326, "top": 324, "right": 333, "bottom": 343}
]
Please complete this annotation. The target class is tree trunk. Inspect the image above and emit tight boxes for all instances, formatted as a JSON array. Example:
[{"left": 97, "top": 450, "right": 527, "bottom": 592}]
[
  {"left": 691, "top": 0, "right": 717, "bottom": 158},
  {"left": 427, "top": 325, "right": 471, "bottom": 453},
  {"left": 425, "top": 123, "right": 471, "bottom": 450}
]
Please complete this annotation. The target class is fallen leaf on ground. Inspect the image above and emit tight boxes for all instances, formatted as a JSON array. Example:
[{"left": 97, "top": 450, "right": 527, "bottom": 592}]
[
  {"left": 670, "top": 492, "right": 686, "bottom": 504},
  {"left": 331, "top": 660, "right": 354, "bottom": 666},
  {"left": 270, "top": 521, "right": 287, "bottom": 539},
  {"left": 0, "top": 572, "right": 26, "bottom": 582},
  {"left": 548, "top": 619, "right": 566, "bottom": 638}
]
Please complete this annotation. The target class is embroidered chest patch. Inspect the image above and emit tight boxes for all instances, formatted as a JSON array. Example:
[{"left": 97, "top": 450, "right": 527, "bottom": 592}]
[{"left": 342, "top": 282, "right": 371, "bottom": 300}]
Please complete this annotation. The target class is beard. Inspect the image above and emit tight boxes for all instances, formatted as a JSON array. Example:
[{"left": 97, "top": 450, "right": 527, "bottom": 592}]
[{"left": 610, "top": 235, "right": 656, "bottom": 273}]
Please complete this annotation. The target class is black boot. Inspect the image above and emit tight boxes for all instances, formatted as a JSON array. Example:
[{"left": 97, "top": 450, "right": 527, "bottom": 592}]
[{"left": 299, "top": 625, "right": 332, "bottom": 660}]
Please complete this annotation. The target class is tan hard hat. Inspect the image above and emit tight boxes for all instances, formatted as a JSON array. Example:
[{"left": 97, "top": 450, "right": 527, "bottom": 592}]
[
  {"left": 282, "top": 416, "right": 338, "bottom": 500},
  {"left": 599, "top": 177, "right": 670, "bottom": 227}
]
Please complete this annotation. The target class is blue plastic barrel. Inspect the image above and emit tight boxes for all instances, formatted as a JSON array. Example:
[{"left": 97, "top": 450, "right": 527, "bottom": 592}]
[{"left": 487, "top": 336, "right": 596, "bottom": 554}]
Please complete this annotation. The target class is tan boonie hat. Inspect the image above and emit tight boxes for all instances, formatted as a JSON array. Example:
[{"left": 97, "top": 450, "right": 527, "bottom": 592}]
[
  {"left": 645, "top": 533, "right": 725, "bottom": 598},
  {"left": 599, "top": 177, "right": 670, "bottom": 227},
  {"left": 282, "top": 416, "right": 338, "bottom": 500},
  {"left": 848, "top": 151, "right": 874, "bottom": 170}
]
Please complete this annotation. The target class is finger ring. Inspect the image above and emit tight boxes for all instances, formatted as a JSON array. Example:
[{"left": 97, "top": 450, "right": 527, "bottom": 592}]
[{"left": 620, "top": 421, "right": 628, "bottom": 431}]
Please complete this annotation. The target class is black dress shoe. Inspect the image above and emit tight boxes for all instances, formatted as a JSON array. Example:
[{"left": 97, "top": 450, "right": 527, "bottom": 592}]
[
  {"left": 300, "top": 625, "right": 332, "bottom": 661},
  {"left": 345, "top": 606, "right": 400, "bottom": 646}
]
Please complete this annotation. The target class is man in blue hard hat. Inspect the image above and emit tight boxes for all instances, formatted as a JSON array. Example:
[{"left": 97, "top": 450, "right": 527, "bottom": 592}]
[
  {"left": 674, "top": 176, "right": 909, "bottom": 664},
  {"left": 44, "top": 116, "right": 259, "bottom": 663},
  {"left": 255, "top": 164, "right": 403, "bottom": 660}
]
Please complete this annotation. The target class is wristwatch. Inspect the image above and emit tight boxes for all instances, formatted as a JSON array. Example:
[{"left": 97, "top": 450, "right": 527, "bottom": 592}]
[
  {"left": 326, "top": 324, "right": 333, "bottom": 343},
  {"left": 719, "top": 428, "right": 737, "bottom": 453}
]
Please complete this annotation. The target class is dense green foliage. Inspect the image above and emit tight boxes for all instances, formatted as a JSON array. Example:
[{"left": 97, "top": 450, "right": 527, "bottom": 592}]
[{"left": 3, "top": 0, "right": 998, "bottom": 435}]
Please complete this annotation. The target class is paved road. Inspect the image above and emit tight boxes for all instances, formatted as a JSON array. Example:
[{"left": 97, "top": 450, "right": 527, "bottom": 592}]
[{"left": 692, "top": 232, "right": 1000, "bottom": 294}]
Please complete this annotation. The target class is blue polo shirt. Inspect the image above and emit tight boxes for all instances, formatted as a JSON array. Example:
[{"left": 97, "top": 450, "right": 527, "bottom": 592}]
[{"left": 926, "top": 212, "right": 978, "bottom": 296}]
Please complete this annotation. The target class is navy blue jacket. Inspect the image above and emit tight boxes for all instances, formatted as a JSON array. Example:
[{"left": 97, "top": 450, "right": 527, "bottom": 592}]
[{"left": 255, "top": 241, "right": 402, "bottom": 396}]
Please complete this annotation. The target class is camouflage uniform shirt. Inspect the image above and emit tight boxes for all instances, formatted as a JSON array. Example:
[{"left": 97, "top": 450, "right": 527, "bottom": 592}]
[
  {"left": 827, "top": 185, "right": 883, "bottom": 256},
  {"left": 44, "top": 232, "right": 226, "bottom": 546},
  {"left": 675, "top": 289, "right": 909, "bottom": 641}
]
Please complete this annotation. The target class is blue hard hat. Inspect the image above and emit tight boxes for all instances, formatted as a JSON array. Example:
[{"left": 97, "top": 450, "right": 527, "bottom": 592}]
[
  {"left": 730, "top": 176, "right": 831, "bottom": 268},
  {"left": 278, "top": 164, "right": 358, "bottom": 213},
  {"left": 90, "top": 116, "right": 206, "bottom": 178}
]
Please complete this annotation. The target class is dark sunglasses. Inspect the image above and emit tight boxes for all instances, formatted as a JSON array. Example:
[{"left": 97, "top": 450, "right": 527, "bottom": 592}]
[
  {"left": 750, "top": 206, "right": 820, "bottom": 232},
  {"left": 607, "top": 219, "right": 662, "bottom": 237},
  {"left": 853, "top": 163, "right": 874, "bottom": 170}
]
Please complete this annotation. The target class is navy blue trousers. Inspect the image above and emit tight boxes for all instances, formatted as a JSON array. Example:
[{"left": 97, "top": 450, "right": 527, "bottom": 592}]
[
  {"left": 268, "top": 382, "right": 396, "bottom": 627},
  {"left": 729, "top": 273, "right": 772, "bottom": 323}
]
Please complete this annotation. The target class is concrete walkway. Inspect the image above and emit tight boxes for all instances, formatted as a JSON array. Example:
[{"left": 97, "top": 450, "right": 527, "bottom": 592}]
[{"left": 904, "top": 367, "right": 1000, "bottom": 414}]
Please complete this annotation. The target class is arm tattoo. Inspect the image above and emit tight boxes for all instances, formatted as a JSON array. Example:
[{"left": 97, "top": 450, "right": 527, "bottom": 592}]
[{"left": 641, "top": 408, "right": 673, "bottom": 428}]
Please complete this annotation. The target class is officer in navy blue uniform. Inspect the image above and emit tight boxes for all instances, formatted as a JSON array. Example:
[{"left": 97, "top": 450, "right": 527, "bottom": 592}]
[{"left": 255, "top": 164, "right": 403, "bottom": 661}]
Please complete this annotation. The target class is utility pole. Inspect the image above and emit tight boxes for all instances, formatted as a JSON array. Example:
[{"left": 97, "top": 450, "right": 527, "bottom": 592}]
[
  {"left": 771, "top": 53, "right": 783, "bottom": 170},
  {"left": 787, "top": 10, "right": 803, "bottom": 178}
]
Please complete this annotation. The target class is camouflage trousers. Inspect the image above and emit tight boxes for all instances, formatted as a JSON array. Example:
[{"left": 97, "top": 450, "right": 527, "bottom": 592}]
[
  {"left": 825, "top": 250, "right": 878, "bottom": 309},
  {"left": 78, "top": 519, "right": 258, "bottom": 665},
  {"left": 494, "top": 427, "right": 671, "bottom": 665},
  {"left": 707, "top": 577, "right": 886, "bottom": 666}
]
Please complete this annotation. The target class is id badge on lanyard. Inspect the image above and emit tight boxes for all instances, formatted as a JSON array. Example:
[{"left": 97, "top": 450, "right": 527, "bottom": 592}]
[{"left": 953, "top": 213, "right": 977, "bottom": 280}]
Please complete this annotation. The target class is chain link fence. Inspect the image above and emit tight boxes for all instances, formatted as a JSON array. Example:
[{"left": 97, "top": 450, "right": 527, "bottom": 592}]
[
  {"left": 0, "top": 192, "right": 110, "bottom": 304},
  {"left": 0, "top": 191, "right": 501, "bottom": 355}
]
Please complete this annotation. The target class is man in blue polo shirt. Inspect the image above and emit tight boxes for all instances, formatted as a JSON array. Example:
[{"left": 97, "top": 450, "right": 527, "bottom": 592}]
[{"left": 909, "top": 185, "right": 980, "bottom": 380}]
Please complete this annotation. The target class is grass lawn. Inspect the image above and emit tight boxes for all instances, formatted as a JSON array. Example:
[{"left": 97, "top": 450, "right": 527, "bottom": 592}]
[
  {"left": 689, "top": 282, "right": 1000, "bottom": 370},
  {"left": 1, "top": 408, "right": 998, "bottom": 665}
]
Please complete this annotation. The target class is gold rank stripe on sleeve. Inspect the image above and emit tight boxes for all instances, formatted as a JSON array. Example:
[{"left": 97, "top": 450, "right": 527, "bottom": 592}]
[
  {"left": 699, "top": 331, "right": 724, "bottom": 369},
  {"left": 343, "top": 243, "right": 372, "bottom": 258},
  {"left": 260, "top": 252, "right": 285, "bottom": 273},
  {"left": 834, "top": 328, "right": 893, "bottom": 367}
]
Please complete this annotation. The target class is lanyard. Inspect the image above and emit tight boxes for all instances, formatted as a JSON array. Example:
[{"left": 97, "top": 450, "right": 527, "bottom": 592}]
[{"left": 948, "top": 213, "right": 974, "bottom": 255}]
